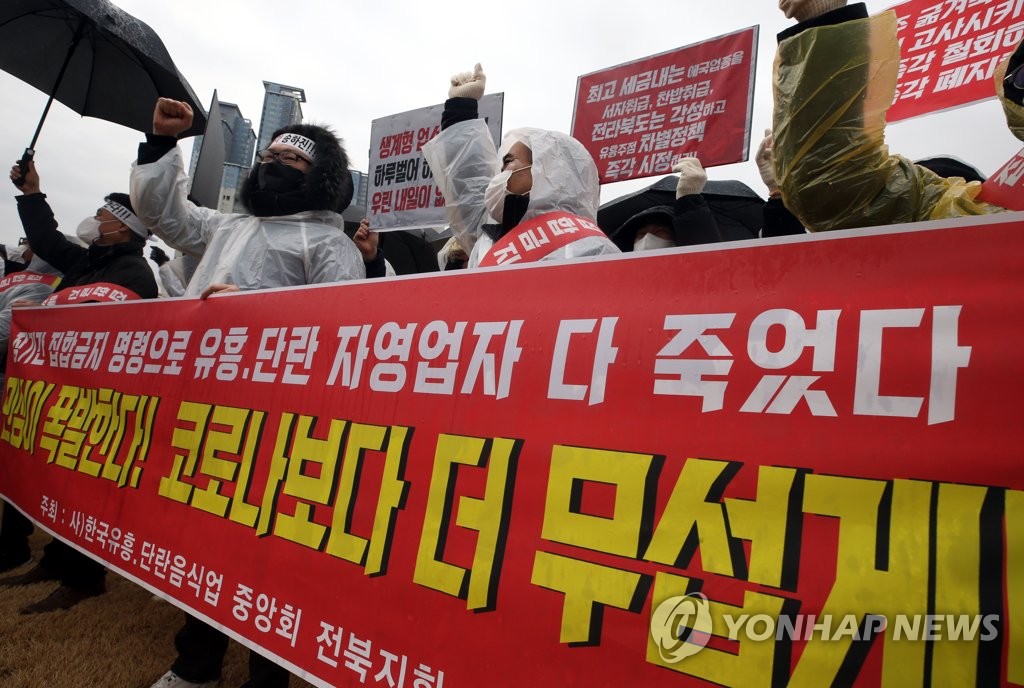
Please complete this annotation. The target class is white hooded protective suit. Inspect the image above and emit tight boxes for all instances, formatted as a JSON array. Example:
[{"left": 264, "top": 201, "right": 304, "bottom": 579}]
[
  {"left": 130, "top": 148, "right": 365, "bottom": 296},
  {"left": 423, "top": 120, "right": 620, "bottom": 267}
]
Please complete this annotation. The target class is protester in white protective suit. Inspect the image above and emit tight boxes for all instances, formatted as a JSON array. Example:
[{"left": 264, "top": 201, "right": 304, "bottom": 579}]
[
  {"left": 132, "top": 97, "right": 375, "bottom": 688},
  {"left": 422, "top": 64, "right": 620, "bottom": 268},
  {"left": 131, "top": 98, "right": 376, "bottom": 300}
]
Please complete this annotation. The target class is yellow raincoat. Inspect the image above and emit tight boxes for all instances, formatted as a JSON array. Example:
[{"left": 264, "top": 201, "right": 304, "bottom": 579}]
[{"left": 772, "top": 10, "right": 1024, "bottom": 232}]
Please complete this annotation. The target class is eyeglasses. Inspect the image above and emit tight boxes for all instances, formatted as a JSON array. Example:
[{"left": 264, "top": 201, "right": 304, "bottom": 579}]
[{"left": 257, "top": 149, "right": 311, "bottom": 166}]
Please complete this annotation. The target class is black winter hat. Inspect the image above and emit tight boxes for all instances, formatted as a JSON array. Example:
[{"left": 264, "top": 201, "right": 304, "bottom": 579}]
[
  {"left": 105, "top": 192, "right": 136, "bottom": 215},
  {"left": 610, "top": 205, "right": 675, "bottom": 251}
]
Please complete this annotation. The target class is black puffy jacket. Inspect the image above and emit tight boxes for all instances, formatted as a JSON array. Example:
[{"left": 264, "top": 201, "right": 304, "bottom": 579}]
[{"left": 16, "top": 193, "right": 157, "bottom": 299}]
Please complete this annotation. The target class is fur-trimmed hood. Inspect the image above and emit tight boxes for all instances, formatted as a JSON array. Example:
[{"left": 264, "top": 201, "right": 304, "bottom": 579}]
[{"left": 242, "top": 123, "right": 354, "bottom": 214}]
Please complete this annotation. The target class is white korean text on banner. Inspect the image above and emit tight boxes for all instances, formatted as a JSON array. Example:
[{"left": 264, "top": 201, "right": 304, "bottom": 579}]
[
  {"left": 890, "top": 0, "right": 1024, "bottom": 121},
  {"left": 4, "top": 213, "right": 1024, "bottom": 687}
]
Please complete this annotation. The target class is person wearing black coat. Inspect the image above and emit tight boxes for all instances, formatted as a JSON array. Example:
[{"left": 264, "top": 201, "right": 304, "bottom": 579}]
[
  {"left": 0, "top": 159, "right": 158, "bottom": 616},
  {"left": 12, "top": 161, "right": 157, "bottom": 301},
  {"left": 379, "top": 230, "right": 441, "bottom": 275}
]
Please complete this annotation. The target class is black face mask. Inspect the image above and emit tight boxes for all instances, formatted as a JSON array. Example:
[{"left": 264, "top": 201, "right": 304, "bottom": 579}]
[
  {"left": 241, "top": 162, "right": 309, "bottom": 216},
  {"left": 258, "top": 161, "right": 306, "bottom": 192}
]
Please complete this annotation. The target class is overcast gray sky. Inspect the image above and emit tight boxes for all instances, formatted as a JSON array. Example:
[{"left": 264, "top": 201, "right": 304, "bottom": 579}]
[{"left": 0, "top": 0, "right": 1019, "bottom": 248}]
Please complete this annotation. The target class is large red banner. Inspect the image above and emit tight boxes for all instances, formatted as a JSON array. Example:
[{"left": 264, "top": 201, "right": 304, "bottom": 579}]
[
  {"left": 890, "top": 0, "right": 1024, "bottom": 121},
  {"left": 2, "top": 213, "right": 1023, "bottom": 687},
  {"left": 571, "top": 27, "right": 757, "bottom": 184}
]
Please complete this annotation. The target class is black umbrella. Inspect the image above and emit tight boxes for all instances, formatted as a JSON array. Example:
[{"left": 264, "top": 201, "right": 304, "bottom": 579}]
[
  {"left": 703, "top": 179, "right": 766, "bottom": 242},
  {"left": 1, "top": 0, "right": 207, "bottom": 183},
  {"left": 598, "top": 175, "right": 765, "bottom": 243}
]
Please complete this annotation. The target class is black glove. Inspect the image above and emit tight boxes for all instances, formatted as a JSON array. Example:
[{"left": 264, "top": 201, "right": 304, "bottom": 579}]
[{"left": 149, "top": 246, "right": 169, "bottom": 266}]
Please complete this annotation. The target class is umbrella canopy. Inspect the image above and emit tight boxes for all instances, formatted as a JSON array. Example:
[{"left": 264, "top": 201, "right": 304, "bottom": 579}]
[
  {"left": 598, "top": 175, "right": 765, "bottom": 243},
  {"left": 703, "top": 179, "right": 766, "bottom": 242},
  {"left": 0, "top": 0, "right": 207, "bottom": 145}
]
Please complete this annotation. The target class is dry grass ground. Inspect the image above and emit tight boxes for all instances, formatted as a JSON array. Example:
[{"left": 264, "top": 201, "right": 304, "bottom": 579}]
[{"left": 0, "top": 532, "right": 315, "bottom": 688}]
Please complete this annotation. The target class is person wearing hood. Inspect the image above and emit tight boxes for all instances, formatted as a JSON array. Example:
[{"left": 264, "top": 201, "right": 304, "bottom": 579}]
[
  {"left": 422, "top": 64, "right": 620, "bottom": 268},
  {"left": 131, "top": 98, "right": 372, "bottom": 299},
  {"left": 0, "top": 238, "right": 61, "bottom": 576},
  {"left": 133, "top": 98, "right": 369, "bottom": 688},
  {"left": 772, "top": 0, "right": 1024, "bottom": 232},
  {"left": 609, "top": 157, "right": 733, "bottom": 251}
]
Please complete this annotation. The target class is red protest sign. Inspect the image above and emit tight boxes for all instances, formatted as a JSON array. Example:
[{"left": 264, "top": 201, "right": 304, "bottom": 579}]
[
  {"left": 3, "top": 211, "right": 1024, "bottom": 686},
  {"left": 571, "top": 27, "right": 758, "bottom": 184},
  {"left": 889, "top": 0, "right": 1024, "bottom": 122},
  {"left": 977, "top": 144, "right": 1024, "bottom": 208}
]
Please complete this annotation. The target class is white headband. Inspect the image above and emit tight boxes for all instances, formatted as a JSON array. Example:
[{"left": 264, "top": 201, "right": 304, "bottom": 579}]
[
  {"left": 103, "top": 200, "right": 149, "bottom": 238},
  {"left": 272, "top": 133, "right": 317, "bottom": 162}
]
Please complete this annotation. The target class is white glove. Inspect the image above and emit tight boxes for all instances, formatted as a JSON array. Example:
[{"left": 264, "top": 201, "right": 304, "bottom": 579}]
[
  {"left": 755, "top": 128, "right": 779, "bottom": 195},
  {"left": 778, "top": 0, "right": 847, "bottom": 22},
  {"left": 672, "top": 158, "right": 707, "bottom": 198},
  {"left": 448, "top": 63, "right": 486, "bottom": 100}
]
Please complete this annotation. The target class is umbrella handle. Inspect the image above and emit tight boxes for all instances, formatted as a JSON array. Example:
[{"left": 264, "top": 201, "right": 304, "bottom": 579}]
[{"left": 12, "top": 148, "right": 34, "bottom": 189}]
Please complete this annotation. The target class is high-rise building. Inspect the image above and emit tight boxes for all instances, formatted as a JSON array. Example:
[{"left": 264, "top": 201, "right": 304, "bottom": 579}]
[
  {"left": 350, "top": 170, "right": 369, "bottom": 210},
  {"left": 188, "top": 101, "right": 256, "bottom": 213},
  {"left": 187, "top": 83, "right": 304, "bottom": 214},
  {"left": 256, "top": 81, "right": 305, "bottom": 154}
]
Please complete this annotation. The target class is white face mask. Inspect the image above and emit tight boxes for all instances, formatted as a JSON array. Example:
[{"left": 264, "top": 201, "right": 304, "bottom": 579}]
[
  {"left": 5, "top": 245, "right": 27, "bottom": 264},
  {"left": 76, "top": 217, "right": 122, "bottom": 245},
  {"left": 76, "top": 217, "right": 101, "bottom": 245},
  {"left": 484, "top": 165, "right": 531, "bottom": 223},
  {"left": 633, "top": 233, "right": 675, "bottom": 252}
]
